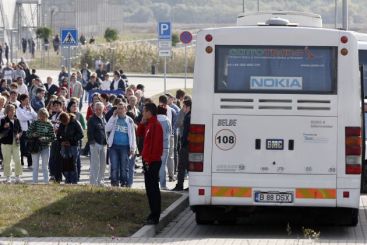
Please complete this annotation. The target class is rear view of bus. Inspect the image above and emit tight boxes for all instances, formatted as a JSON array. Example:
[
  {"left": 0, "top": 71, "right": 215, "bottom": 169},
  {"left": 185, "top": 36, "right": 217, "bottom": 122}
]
[{"left": 189, "top": 12, "right": 362, "bottom": 226}]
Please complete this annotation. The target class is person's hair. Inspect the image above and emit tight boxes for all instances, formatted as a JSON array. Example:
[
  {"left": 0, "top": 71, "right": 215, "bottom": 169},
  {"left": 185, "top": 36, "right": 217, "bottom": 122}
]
[
  {"left": 144, "top": 98, "right": 153, "bottom": 104},
  {"left": 10, "top": 83, "right": 18, "bottom": 89},
  {"left": 183, "top": 95, "right": 192, "bottom": 101},
  {"left": 136, "top": 84, "right": 144, "bottom": 91},
  {"left": 0, "top": 95, "right": 6, "bottom": 104},
  {"left": 144, "top": 103, "right": 157, "bottom": 116},
  {"left": 59, "top": 112, "right": 70, "bottom": 124},
  {"left": 100, "top": 93, "right": 109, "bottom": 101},
  {"left": 176, "top": 89, "right": 185, "bottom": 99},
  {"left": 129, "top": 95, "right": 137, "bottom": 103},
  {"left": 92, "top": 93, "right": 101, "bottom": 101},
  {"left": 10, "top": 90, "right": 17, "bottom": 95},
  {"left": 67, "top": 100, "right": 78, "bottom": 113},
  {"left": 32, "top": 69, "right": 36, "bottom": 73},
  {"left": 157, "top": 105, "right": 167, "bottom": 115},
  {"left": 113, "top": 98, "right": 122, "bottom": 106},
  {"left": 19, "top": 94, "right": 28, "bottom": 102},
  {"left": 53, "top": 100, "right": 62, "bottom": 106},
  {"left": 94, "top": 101, "right": 104, "bottom": 110},
  {"left": 114, "top": 70, "right": 120, "bottom": 77},
  {"left": 183, "top": 99, "right": 192, "bottom": 108},
  {"left": 1, "top": 91, "right": 9, "bottom": 98},
  {"left": 38, "top": 107, "right": 49, "bottom": 118},
  {"left": 109, "top": 94, "right": 117, "bottom": 103},
  {"left": 70, "top": 97, "right": 79, "bottom": 103},
  {"left": 159, "top": 95, "right": 168, "bottom": 105},
  {"left": 0, "top": 79, "right": 6, "bottom": 86},
  {"left": 36, "top": 88, "right": 45, "bottom": 94},
  {"left": 4, "top": 104, "right": 15, "bottom": 115}
]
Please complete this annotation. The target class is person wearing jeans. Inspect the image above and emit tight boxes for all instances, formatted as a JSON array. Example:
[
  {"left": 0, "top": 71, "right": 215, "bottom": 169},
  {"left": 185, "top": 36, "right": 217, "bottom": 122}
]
[
  {"left": 57, "top": 112, "right": 83, "bottom": 184},
  {"left": 26, "top": 108, "right": 55, "bottom": 184},
  {"left": 88, "top": 102, "right": 107, "bottom": 186},
  {"left": 106, "top": 102, "right": 136, "bottom": 187},
  {"left": 157, "top": 106, "right": 171, "bottom": 190}
]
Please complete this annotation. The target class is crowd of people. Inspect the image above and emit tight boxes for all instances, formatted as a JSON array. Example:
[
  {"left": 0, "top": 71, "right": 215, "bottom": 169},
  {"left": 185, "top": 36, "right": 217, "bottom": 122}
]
[{"left": 0, "top": 60, "right": 192, "bottom": 223}]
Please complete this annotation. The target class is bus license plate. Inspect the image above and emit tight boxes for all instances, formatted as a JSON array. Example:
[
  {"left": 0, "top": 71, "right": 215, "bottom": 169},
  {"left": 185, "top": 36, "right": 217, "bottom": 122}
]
[{"left": 255, "top": 192, "right": 293, "bottom": 203}]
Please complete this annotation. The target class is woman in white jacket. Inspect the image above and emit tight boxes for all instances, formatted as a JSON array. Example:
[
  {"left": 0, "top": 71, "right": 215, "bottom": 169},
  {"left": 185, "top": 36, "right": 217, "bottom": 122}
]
[{"left": 105, "top": 102, "right": 136, "bottom": 187}]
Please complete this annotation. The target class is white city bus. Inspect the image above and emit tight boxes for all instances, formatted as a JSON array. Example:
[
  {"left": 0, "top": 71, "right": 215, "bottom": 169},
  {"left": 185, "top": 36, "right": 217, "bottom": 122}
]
[{"left": 188, "top": 12, "right": 367, "bottom": 226}]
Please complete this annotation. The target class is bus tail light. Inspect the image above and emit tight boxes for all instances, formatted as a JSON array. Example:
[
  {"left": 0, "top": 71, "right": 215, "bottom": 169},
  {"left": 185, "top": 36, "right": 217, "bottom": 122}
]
[
  {"left": 341, "top": 36, "right": 348, "bottom": 44},
  {"left": 189, "top": 124, "right": 205, "bottom": 172},
  {"left": 345, "top": 127, "right": 362, "bottom": 175},
  {"left": 205, "top": 34, "right": 213, "bottom": 42}
]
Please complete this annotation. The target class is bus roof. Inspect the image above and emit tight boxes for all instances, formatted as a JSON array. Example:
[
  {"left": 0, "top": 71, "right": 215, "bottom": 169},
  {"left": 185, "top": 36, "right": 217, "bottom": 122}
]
[{"left": 237, "top": 11, "right": 322, "bottom": 28}]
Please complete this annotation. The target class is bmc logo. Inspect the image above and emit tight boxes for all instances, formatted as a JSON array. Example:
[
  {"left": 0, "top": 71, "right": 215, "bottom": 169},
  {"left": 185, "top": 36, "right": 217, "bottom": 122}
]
[{"left": 250, "top": 76, "right": 303, "bottom": 90}]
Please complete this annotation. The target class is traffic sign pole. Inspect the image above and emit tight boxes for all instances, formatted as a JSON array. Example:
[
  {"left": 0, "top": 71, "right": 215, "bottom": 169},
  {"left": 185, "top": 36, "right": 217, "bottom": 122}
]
[
  {"left": 184, "top": 44, "right": 187, "bottom": 90},
  {"left": 68, "top": 46, "right": 71, "bottom": 99},
  {"left": 180, "top": 31, "right": 192, "bottom": 91},
  {"left": 164, "top": 56, "right": 167, "bottom": 94}
]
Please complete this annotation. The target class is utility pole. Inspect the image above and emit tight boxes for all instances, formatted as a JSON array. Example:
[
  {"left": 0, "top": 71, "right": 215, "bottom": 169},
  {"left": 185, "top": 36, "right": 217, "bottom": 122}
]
[
  {"left": 335, "top": 0, "right": 338, "bottom": 28},
  {"left": 242, "top": 0, "right": 245, "bottom": 13},
  {"left": 257, "top": 0, "right": 260, "bottom": 12},
  {"left": 342, "top": 0, "right": 348, "bottom": 30}
]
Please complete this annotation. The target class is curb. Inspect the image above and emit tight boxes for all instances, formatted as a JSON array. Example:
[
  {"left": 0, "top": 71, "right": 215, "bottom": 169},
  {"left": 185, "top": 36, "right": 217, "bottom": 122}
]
[{"left": 131, "top": 193, "right": 189, "bottom": 238}]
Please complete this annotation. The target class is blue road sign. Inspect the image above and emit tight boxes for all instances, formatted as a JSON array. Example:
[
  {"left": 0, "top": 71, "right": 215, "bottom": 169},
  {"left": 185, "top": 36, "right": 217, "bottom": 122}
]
[
  {"left": 158, "top": 22, "right": 171, "bottom": 40},
  {"left": 61, "top": 28, "right": 78, "bottom": 46},
  {"left": 180, "top": 31, "right": 192, "bottom": 44}
]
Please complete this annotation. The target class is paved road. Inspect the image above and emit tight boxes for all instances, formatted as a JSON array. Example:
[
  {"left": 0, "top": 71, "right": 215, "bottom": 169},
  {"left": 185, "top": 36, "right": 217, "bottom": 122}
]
[
  {"left": 156, "top": 196, "right": 367, "bottom": 243},
  {"left": 37, "top": 69, "right": 193, "bottom": 97}
]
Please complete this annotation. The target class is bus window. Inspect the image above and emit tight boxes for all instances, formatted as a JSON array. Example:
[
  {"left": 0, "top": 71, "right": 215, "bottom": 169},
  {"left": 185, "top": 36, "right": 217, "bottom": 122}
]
[
  {"left": 359, "top": 50, "right": 367, "bottom": 98},
  {"left": 215, "top": 46, "right": 337, "bottom": 94}
]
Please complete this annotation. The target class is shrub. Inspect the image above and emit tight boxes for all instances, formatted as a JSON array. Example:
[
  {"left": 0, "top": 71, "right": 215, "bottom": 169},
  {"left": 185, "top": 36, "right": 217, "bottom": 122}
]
[
  {"left": 79, "top": 42, "right": 195, "bottom": 74},
  {"left": 104, "top": 28, "right": 119, "bottom": 42}
]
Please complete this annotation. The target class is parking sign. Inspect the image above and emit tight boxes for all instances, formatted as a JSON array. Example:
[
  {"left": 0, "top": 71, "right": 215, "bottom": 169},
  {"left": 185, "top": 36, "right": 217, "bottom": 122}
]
[{"left": 158, "top": 22, "right": 172, "bottom": 40}]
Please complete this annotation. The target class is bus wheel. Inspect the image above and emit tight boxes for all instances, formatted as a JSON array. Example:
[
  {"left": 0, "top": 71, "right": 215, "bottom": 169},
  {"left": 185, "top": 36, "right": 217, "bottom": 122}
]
[
  {"left": 346, "top": 208, "right": 359, "bottom": 227},
  {"left": 195, "top": 209, "right": 214, "bottom": 225},
  {"left": 337, "top": 208, "right": 359, "bottom": 226}
]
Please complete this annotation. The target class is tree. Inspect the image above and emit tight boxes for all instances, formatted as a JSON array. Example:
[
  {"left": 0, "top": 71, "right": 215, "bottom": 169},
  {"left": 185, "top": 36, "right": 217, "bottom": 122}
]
[
  {"left": 104, "top": 28, "right": 119, "bottom": 42},
  {"left": 36, "top": 27, "right": 52, "bottom": 41},
  {"left": 172, "top": 33, "right": 179, "bottom": 47}
]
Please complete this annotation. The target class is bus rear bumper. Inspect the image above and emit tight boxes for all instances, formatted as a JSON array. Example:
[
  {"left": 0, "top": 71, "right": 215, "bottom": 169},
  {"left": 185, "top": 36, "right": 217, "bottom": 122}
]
[{"left": 189, "top": 186, "right": 360, "bottom": 209}]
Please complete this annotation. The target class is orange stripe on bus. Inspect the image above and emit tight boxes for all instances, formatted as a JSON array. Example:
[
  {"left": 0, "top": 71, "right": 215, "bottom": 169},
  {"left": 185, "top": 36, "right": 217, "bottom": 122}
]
[
  {"left": 212, "top": 186, "right": 252, "bottom": 198},
  {"left": 296, "top": 188, "right": 336, "bottom": 199}
]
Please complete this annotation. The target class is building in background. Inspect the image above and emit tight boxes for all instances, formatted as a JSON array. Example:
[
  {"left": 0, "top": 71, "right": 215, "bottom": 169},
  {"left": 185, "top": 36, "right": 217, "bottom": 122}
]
[{"left": 43, "top": 0, "right": 124, "bottom": 38}]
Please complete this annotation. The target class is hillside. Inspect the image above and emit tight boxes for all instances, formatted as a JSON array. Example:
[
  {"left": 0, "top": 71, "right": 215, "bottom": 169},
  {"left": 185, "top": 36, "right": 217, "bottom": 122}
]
[{"left": 118, "top": 0, "right": 367, "bottom": 30}]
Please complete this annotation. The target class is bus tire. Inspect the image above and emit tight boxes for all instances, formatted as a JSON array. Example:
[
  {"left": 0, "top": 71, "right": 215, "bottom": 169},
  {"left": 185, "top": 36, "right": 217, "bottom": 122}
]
[
  {"left": 337, "top": 208, "right": 359, "bottom": 226},
  {"left": 195, "top": 209, "right": 214, "bottom": 225},
  {"left": 346, "top": 208, "right": 359, "bottom": 227}
]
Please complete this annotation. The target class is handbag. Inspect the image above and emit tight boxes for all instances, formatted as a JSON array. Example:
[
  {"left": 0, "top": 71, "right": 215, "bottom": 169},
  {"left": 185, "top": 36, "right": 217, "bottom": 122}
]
[
  {"left": 0, "top": 128, "right": 10, "bottom": 139},
  {"left": 27, "top": 137, "right": 41, "bottom": 153}
]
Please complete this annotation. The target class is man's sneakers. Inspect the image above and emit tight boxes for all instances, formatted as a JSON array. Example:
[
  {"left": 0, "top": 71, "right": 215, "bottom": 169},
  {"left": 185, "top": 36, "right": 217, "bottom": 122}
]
[
  {"left": 5, "top": 177, "right": 12, "bottom": 183},
  {"left": 145, "top": 215, "right": 159, "bottom": 225},
  {"left": 168, "top": 176, "right": 176, "bottom": 182},
  {"left": 14, "top": 176, "right": 24, "bottom": 184}
]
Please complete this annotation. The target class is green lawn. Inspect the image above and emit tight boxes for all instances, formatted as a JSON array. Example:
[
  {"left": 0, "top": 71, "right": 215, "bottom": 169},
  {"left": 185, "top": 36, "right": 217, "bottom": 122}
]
[{"left": 0, "top": 185, "right": 180, "bottom": 237}]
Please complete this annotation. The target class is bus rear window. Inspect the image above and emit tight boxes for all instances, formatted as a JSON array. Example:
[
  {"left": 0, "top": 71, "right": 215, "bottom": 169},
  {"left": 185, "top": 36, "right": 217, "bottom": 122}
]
[{"left": 215, "top": 46, "right": 337, "bottom": 94}]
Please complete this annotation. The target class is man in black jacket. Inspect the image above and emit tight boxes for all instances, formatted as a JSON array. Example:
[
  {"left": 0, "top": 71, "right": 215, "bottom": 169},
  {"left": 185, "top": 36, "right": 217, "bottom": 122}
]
[
  {"left": 110, "top": 71, "right": 126, "bottom": 92},
  {"left": 172, "top": 99, "right": 191, "bottom": 191},
  {"left": 87, "top": 102, "right": 107, "bottom": 186}
]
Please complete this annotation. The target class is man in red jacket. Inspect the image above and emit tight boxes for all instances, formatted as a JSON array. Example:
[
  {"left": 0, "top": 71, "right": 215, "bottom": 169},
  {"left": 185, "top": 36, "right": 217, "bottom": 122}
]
[{"left": 141, "top": 103, "right": 163, "bottom": 225}]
